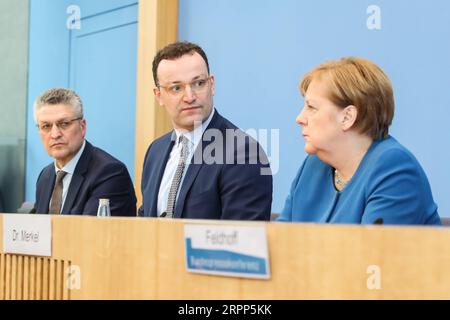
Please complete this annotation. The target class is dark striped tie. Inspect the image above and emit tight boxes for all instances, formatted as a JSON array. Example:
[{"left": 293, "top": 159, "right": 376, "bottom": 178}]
[
  {"left": 164, "top": 136, "right": 189, "bottom": 218},
  {"left": 49, "top": 170, "right": 67, "bottom": 214}
]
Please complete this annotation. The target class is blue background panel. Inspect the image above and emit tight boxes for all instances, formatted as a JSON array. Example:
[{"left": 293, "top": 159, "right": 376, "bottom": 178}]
[
  {"left": 178, "top": 0, "right": 450, "bottom": 216},
  {"left": 26, "top": 0, "right": 138, "bottom": 201},
  {"left": 26, "top": 0, "right": 450, "bottom": 217}
]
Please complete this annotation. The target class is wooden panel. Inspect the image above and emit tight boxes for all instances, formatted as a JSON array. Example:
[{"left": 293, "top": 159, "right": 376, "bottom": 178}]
[
  {"left": 2, "top": 214, "right": 450, "bottom": 299},
  {"left": 17, "top": 255, "right": 23, "bottom": 299},
  {"left": 0, "top": 253, "right": 4, "bottom": 299},
  {"left": 4, "top": 254, "right": 11, "bottom": 300},
  {"left": 23, "top": 256, "right": 29, "bottom": 299},
  {"left": 135, "top": 0, "right": 178, "bottom": 207},
  {"left": 48, "top": 259, "right": 55, "bottom": 300},
  {"left": 35, "top": 257, "right": 42, "bottom": 300},
  {"left": 42, "top": 258, "right": 48, "bottom": 300},
  {"left": 50, "top": 215, "right": 159, "bottom": 299},
  {"left": 62, "top": 260, "right": 70, "bottom": 300},
  {"left": 55, "top": 260, "right": 62, "bottom": 299},
  {"left": 29, "top": 257, "right": 35, "bottom": 300},
  {"left": 10, "top": 255, "right": 16, "bottom": 299},
  {"left": 0, "top": 254, "right": 70, "bottom": 301}
]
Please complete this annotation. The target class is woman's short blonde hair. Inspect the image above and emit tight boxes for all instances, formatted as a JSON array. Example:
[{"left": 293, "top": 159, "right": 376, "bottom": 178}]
[{"left": 300, "top": 57, "right": 394, "bottom": 140}]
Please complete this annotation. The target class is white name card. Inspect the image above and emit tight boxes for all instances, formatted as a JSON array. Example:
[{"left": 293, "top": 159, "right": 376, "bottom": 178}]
[
  {"left": 184, "top": 224, "right": 270, "bottom": 279},
  {"left": 3, "top": 214, "right": 52, "bottom": 257}
]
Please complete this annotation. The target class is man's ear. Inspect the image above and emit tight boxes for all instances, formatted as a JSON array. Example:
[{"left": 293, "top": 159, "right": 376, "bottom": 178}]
[
  {"left": 341, "top": 105, "right": 357, "bottom": 131},
  {"left": 209, "top": 75, "right": 215, "bottom": 97},
  {"left": 80, "top": 118, "right": 87, "bottom": 137},
  {"left": 153, "top": 87, "right": 163, "bottom": 106}
]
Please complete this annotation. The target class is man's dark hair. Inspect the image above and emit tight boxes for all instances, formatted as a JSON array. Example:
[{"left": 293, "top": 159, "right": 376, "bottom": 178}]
[{"left": 152, "top": 41, "right": 210, "bottom": 86}]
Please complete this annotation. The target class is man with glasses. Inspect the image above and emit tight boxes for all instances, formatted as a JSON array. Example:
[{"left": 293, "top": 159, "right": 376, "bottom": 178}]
[
  {"left": 139, "top": 42, "right": 272, "bottom": 220},
  {"left": 33, "top": 88, "right": 136, "bottom": 216}
]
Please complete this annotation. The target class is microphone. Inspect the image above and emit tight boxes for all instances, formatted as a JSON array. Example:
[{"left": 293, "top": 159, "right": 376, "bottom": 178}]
[
  {"left": 160, "top": 211, "right": 167, "bottom": 218},
  {"left": 373, "top": 218, "right": 383, "bottom": 225}
]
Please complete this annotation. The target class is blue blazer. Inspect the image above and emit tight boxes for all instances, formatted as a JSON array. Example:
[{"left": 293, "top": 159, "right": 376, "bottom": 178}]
[
  {"left": 278, "top": 136, "right": 441, "bottom": 225},
  {"left": 139, "top": 110, "right": 272, "bottom": 220},
  {"left": 35, "top": 141, "right": 136, "bottom": 216}
]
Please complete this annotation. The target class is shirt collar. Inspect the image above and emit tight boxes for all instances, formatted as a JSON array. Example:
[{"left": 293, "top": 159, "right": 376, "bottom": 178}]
[
  {"left": 174, "top": 108, "right": 215, "bottom": 147},
  {"left": 54, "top": 140, "right": 86, "bottom": 175}
]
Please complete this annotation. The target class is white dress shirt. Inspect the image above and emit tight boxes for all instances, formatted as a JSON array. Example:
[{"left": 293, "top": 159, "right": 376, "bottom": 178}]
[
  {"left": 157, "top": 108, "right": 215, "bottom": 216},
  {"left": 50, "top": 140, "right": 86, "bottom": 213}
]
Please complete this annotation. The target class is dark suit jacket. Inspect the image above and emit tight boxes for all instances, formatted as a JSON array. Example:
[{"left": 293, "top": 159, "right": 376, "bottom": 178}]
[
  {"left": 139, "top": 110, "right": 272, "bottom": 220},
  {"left": 35, "top": 141, "right": 136, "bottom": 216}
]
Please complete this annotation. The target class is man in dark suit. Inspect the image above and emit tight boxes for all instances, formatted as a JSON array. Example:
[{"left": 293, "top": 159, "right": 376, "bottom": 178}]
[
  {"left": 33, "top": 88, "right": 136, "bottom": 216},
  {"left": 139, "top": 42, "right": 272, "bottom": 220}
]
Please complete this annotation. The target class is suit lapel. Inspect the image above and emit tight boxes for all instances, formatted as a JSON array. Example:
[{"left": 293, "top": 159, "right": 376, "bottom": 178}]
[
  {"left": 147, "top": 132, "right": 176, "bottom": 216},
  {"left": 174, "top": 111, "right": 224, "bottom": 218},
  {"left": 174, "top": 161, "right": 202, "bottom": 218},
  {"left": 61, "top": 141, "right": 92, "bottom": 214},
  {"left": 40, "top": 169, "right": 56, "bottom": 214}
]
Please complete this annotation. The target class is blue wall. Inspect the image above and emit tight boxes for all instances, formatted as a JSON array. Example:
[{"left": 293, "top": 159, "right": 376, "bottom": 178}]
[
  {"left": 26, "top": 0, "right": 450, "bottom": 217},
  {"left": 178, "top": 0, "right": 450, "bottom": 216},
  {"left": 26, "top": 0, "right": 72, "bottom": 202},
  {"left": 26, "top": 0, "right": 137, "bottom": 202}
]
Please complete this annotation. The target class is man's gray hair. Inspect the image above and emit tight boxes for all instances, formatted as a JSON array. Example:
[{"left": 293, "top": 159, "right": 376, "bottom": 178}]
[{"left": 33, "top": 88, "right": 84, "bottom": 123}]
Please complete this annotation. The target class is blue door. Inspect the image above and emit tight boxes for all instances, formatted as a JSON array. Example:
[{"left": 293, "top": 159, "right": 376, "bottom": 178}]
[{"left": 26, "top": 0, "right": 138, "bottom": 201}]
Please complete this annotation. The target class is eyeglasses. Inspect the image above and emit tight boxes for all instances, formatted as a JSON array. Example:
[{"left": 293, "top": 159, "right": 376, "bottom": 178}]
[
  {"left": 158, "top": 77, "right": 211, "bottom": 97},
  {"left": 37, "top": 117, "right": 82, "bottom": 133}
]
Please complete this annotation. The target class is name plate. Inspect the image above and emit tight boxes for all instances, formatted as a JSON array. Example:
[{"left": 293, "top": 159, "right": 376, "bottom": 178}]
[
  {"left": 3, "top": 214, "right": 52, "bottom": 257},
  {"left": 184, "top": 224, "right": 270, "bottom": 279}
]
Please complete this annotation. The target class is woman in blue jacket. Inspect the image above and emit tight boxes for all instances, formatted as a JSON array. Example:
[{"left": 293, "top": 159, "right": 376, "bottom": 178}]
[{"left": 278, "top": 57, "right": 441, "bottom": 225}]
